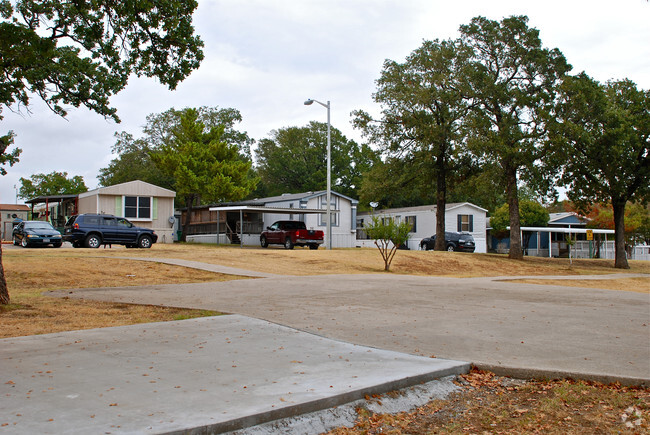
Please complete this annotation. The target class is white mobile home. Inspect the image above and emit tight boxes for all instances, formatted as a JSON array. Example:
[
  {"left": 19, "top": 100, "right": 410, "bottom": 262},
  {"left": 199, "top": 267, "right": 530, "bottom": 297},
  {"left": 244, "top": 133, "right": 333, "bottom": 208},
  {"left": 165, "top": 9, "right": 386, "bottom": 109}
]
[{"left": 357, "top": 202, "right": 488, "bottom": 252}]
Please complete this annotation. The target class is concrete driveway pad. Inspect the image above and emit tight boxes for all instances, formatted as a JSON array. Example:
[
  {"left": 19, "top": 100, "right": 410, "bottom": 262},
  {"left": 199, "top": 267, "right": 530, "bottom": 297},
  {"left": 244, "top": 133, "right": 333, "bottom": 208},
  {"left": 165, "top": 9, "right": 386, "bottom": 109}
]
[
  {"left": 51, "top": 272, "right": 650, "bottom": 385},
  {"left": 0, "top": 315, "right": 468, "bottom": 434}
]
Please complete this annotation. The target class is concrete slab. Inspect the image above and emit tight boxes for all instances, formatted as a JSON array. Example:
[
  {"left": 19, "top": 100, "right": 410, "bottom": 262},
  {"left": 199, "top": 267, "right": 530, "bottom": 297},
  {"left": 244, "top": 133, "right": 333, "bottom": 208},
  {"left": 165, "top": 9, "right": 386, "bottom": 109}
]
[
  {"left": 52, "top": 272, "right": 650, "bottom": 385},
  {"left": 0, "top": 315, "right": 469, "bottom": 434}
]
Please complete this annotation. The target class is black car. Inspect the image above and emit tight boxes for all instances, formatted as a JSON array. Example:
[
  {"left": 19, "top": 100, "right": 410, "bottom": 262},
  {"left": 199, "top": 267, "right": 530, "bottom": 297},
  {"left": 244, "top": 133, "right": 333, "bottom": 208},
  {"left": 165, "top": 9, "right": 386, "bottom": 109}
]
[
  {"left": 12, "top": 221, "right": 63, "bottom": 248},
  {"left": 420, "top": 231, "right": 475, "bottom": 252},
  {"left": 63, "top": 214, "right": 157, "bottom": 248}
]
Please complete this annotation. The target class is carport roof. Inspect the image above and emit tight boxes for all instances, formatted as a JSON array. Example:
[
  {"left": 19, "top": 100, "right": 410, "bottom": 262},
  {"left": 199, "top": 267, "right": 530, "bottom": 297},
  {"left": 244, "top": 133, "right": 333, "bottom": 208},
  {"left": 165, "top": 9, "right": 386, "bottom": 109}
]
[
  {"left": 208, "top": 205, "right": 337, "bottom": 214},
  {"left": 24, "top": 194, "right": 78, "bottom": 204}
]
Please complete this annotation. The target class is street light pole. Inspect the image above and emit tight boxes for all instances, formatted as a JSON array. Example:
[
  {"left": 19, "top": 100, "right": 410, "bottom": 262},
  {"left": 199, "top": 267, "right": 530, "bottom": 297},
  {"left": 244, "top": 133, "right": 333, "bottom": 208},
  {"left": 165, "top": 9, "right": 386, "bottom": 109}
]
[{"left": 304, "top": 98, "right": 332, "bottom": 250}]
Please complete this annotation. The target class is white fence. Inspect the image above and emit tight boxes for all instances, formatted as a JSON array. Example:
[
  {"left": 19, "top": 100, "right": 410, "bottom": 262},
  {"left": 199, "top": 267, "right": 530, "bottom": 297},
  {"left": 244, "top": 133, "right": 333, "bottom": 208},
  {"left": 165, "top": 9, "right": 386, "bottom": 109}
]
[{"left": 572, "top": 241, "right": 650, "bottom": 261}]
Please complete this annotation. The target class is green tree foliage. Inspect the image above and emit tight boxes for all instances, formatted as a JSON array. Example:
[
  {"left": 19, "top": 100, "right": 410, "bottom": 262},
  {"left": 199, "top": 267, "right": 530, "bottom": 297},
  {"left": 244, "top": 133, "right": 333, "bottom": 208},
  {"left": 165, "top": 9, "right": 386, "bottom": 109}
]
[
  {"left": 490, "top": 200, "right": 550, "bottom": 252},
  {"left": 98, "top": 107, "right": 252, "bottom": 189},
  {"left": 491, "top": 200, "right": 550, "bottom": 231},
  {"left": 0, "top": 0, "right": 203, "bottom": 305},
  {"left": 97, "top": 132, "right": 173, "bottom": 189},
  {"left": 358, "top": 157, "right": 435, "bottom": 209},
  {"left": 447, "top": 166, "right": 506, "bottom": 214},
  {"left": 358, "top": 157, "right": 505, "bottom": 213},
  {"left": 460, "top": 16, "right": 570, "bottom": 260},
  {"left": 151, "top": 109, "right": 258, "bottom": 241},
  {"left": 551, "top": 75, "right": 649, "bottom": 269},
  {"left": 0, "top": 0, "right": 203, "bottom": 124},
  {"left": 254, "top": 122, "right": 379, "bottom": 198},
  {"left": 0, "top": 130, "right": 20, "bottom": 175},
  {"left": 353, "top": 39, "right": 472, "bottom": 250},
  {"left": 18, "top": 171, "right": 87, "bottom": 199},
  {"left": 364, "top": 216, "right": 412, "bottom": 271}
]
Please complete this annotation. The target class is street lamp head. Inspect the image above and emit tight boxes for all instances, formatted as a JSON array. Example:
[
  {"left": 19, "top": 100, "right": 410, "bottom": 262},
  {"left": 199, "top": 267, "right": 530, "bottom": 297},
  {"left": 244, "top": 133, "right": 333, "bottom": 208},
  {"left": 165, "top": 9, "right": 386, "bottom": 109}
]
[{"left": 304, "top": 99, "right": 314, "bottom": 106}]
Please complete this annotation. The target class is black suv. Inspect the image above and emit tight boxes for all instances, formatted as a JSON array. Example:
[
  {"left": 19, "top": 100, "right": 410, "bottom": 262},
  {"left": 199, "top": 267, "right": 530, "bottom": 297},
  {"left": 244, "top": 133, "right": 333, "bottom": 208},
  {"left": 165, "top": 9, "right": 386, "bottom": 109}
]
[
  {"left": 420, "top": 231, "right": 475, "bottom": 252},
  {"left": 63, "top": 214, "right": 157, "bottom": 248}
]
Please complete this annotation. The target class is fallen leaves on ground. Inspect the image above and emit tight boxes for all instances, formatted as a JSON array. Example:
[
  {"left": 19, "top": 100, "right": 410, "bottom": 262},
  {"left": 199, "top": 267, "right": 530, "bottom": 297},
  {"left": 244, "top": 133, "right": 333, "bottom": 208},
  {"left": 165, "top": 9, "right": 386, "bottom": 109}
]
[{"left": 324, "top": 368, "right": 649, "bottom": 434}]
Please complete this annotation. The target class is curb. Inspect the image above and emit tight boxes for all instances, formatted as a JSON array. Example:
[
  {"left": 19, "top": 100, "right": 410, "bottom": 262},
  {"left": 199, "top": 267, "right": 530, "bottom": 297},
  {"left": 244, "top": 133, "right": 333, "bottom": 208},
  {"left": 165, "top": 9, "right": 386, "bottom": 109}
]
[
  {"left": 164, "top": 362, "right": 471, "bottom": 435},
  {"left": 473, "top": 363, "right": 649, "bottom": 387}
]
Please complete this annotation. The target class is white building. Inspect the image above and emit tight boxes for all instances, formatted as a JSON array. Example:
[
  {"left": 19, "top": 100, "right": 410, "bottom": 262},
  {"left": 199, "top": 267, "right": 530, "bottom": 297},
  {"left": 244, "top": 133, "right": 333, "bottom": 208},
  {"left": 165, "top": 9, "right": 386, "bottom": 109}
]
[{"left": 357, "top": 202, "right": 488, "bottom": 252}]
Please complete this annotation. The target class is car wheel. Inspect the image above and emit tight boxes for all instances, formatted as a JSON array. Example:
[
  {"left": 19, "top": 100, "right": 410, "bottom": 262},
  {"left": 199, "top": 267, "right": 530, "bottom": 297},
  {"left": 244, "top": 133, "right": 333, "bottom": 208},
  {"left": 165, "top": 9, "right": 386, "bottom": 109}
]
[
  {"left": 20, "top": 237, "right": 29, "bottom": 248},
  {"left": 72, "top": 241, "right": 81, "bottom": 248},
  {"left": 53, "top": 242, "right": 62, "bottom": 248},
  {"left": 309, "top": 244, "right": 318, "bottom": 250},
  {"left": 85, "top": 234, "right": 102, "bottom": 249},
  {"left": 284, "top": 238, "right": 294, "bottom": 250},
  {"left": 260, "top": 236, "right": 268, "bottom": 248},
  {"left": 138, "top": 235, "right": 153, "bottom": 249},
  {"left": 446, "top": 244, "right": 455, "bottom": 252},
  {"left": 13, "top": 236, "right": 19, "bottom": 246}
]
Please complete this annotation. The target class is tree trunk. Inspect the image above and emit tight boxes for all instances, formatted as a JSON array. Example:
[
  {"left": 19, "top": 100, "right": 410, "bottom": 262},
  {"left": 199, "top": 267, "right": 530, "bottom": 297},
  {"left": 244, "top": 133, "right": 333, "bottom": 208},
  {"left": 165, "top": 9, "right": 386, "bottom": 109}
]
[
  {"left": 434, "top": 152, "right": 447, "bottom": 251},
  {"left": 612, "top": 199, "right": 629, "bottom": 269},
  {"left": 505, "top": 166, "right": 523, "bottom": 260},
  {"left": 181, "top": 195, "right": 195, "bottom": 243},
  {"left": 0, "top": 244, "right": 10, "bottom": 305}
]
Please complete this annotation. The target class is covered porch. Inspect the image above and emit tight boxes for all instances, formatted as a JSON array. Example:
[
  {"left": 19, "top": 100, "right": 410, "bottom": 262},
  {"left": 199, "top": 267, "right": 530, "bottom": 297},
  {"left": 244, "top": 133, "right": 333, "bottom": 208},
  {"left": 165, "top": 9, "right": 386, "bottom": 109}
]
[
  {"left": 183, "top": 205, "right": 332, "bottom": 247},
  {"left": 24, "top": 194, "right": 79, "bottom": 231}
]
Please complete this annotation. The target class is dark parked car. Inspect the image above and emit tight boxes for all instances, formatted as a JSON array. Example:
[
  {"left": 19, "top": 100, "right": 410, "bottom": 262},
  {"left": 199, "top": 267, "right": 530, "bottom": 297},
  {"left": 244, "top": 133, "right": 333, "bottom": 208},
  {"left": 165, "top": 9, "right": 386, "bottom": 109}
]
[
  {"left": 63, "top": 214, "right": 157, "bottom": 248},
  {"left": 12, "top": 221, "right": 62, "bottom": 248},
  {"left": 420, "top": 231, "right": 475, "bottom": 252}
]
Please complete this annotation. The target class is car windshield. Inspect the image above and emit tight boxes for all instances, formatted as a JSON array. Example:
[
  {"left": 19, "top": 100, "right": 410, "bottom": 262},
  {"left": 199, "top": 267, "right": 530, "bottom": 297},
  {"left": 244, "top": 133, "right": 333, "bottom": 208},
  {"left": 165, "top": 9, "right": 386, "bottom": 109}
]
[{"left": 25, "top": 222, "right": 55, "bottom": 230}]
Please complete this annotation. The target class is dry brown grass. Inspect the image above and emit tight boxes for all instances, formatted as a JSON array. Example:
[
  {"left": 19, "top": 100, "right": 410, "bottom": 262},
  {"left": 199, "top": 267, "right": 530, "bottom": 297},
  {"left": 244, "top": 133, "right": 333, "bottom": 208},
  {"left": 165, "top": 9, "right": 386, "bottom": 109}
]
[
  {"left": 29, "top": 242, "right": 650, "bottom": 277},
  {"left": 1, "top": 254, "right": 239, "bottom": 338}
]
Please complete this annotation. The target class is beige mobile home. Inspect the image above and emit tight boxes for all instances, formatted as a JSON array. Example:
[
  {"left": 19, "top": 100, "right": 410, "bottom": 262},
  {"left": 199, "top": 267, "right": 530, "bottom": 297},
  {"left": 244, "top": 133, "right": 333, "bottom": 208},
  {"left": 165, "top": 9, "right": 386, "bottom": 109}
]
[{"left": 77, "top": 180, "right": 176, "bottom": 243}]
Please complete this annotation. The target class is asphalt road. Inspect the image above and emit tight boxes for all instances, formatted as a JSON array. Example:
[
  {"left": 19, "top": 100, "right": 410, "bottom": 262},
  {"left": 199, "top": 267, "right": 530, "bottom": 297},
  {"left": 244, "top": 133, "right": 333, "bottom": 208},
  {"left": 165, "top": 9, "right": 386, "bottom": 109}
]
[{"left": 50, "top": 260, "right": 650, "bottom": 386}]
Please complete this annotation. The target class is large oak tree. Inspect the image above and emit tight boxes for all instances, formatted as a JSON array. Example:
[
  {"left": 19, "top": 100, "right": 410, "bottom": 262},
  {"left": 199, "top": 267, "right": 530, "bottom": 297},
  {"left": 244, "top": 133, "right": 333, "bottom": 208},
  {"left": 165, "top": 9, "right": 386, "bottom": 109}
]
[
  {"left": 551, "top": 74, "right": 649, "bottom": 268},
  {"left": 98, "top": 106, "right": 252, "bottom": 189},
  {"left": 461, "top": 16, "right": 570, "bottom": 259},
  {"left": 152, "top": 108, "right": 258, "bottom": 241},
  {"left": 353, "top": 39, "right": 472, "bottom": 250}
]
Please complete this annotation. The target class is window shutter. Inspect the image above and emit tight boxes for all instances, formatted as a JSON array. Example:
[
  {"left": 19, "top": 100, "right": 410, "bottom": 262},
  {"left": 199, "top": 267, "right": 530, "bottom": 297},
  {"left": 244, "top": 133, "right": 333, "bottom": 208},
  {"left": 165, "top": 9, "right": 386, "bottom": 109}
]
[
  {"left": 153, "top": 198, "right": 158, "bottom": 220},
  {"left": 469, "top": 215, "right": 474, "bottom": 232},
  {"left": 115, "top": 196, "right": 122, "bottom": 216},
  {"left": 457, "top": 215, "right": 462, "bottom": 232}
]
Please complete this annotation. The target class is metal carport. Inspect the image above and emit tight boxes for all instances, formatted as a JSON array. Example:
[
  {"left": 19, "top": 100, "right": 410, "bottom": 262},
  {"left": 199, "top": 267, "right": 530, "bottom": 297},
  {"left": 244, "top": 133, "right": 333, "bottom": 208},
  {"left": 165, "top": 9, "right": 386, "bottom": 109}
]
[{"left": 208, "top": 205, "right": 337, "bottom": 248}]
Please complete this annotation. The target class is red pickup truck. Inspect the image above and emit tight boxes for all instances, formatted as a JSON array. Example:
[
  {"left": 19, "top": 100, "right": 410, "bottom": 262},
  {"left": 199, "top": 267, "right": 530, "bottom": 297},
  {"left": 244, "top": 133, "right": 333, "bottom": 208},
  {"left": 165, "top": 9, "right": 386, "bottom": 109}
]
[{"left": 260, "top": 220, "right": 324, "bottom": 250}]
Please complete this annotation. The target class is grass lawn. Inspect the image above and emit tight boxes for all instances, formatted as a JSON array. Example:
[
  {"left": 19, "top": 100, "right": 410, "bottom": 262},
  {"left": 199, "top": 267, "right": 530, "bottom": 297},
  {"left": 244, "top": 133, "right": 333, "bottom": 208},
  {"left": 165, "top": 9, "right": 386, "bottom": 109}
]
[{"left": 1, "top": 242, "right": 648, "bottom": 434}]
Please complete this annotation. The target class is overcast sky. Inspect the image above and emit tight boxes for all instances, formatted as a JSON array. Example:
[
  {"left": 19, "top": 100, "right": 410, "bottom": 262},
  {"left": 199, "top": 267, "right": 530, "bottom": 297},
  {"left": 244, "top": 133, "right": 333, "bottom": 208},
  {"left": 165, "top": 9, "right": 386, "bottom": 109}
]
[{"left": 2, "top": 0, "right": 649, "bottom": 204}]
